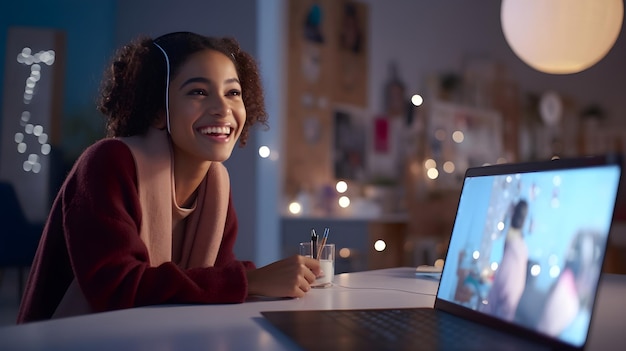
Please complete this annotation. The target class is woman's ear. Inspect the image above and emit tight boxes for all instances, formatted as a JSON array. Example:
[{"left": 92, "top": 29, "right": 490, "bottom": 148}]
[{"left": 153, "top": 112, "right": 167, "bottom": 130}]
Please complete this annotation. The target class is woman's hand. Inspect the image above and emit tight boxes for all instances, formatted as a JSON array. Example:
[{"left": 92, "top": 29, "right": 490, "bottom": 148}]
[{"left": 246, "top": 255, "right": 321, "bottom": 298}]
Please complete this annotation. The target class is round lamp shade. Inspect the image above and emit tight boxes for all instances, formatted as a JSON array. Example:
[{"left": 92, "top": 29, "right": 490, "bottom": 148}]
[{"left": 501, "top": 0, "right": 624, "bottom": 74}]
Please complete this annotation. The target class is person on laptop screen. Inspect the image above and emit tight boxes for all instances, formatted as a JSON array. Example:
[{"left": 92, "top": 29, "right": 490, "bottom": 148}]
[
  {"left": 537, "top": 228, "right": 604, "bottom": 338},
  {"left": 480, "top": 199, "right": 529, "bottom": 321}
]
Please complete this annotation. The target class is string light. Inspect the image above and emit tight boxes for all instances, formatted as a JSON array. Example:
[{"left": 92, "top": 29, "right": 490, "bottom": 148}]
[{"left": 14, "top": 47, "right": 55, "bottom": 173}]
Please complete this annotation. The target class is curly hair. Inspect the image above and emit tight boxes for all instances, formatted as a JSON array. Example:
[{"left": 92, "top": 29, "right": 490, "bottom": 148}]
[{"left": 97, "top": 32, "right": 268, "bottom": 146}]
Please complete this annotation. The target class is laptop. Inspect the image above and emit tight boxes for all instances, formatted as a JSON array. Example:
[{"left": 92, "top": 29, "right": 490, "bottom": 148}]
[{"left": 262, "top": 154, "right": 623, "bottom": 351}]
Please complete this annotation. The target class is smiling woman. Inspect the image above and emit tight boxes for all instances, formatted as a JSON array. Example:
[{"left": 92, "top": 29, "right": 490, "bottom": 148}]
[
  {"left": 167, "top": 50, "right": 246, "bottom": 172},
  {"left": 16, "top": 32, "right": 323, "bottom": 324}
]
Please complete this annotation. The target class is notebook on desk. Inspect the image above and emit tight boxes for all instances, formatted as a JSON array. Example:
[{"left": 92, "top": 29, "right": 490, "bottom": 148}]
[{"left": 262, "top": 155, "right": 623, "bottom": 351}]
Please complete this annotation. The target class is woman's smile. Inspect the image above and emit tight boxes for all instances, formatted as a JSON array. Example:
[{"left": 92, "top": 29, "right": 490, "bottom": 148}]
[{"left": 197, "top": 124, "right": 234, "bottom": 143}]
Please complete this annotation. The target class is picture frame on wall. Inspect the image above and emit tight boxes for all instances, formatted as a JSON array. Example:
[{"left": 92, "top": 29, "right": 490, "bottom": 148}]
[{"left": 333, "top": 105, "right": 367, "bottom": 182}]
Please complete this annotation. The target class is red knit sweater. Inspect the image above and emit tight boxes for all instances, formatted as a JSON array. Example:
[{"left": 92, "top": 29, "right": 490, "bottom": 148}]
[{"left": 17, "top": 139, "right": 255, "bottom": 324}]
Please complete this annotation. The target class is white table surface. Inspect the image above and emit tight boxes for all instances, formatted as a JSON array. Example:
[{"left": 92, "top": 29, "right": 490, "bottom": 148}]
[{"left": 0, "top": 267, "right": 624, "bottom": 351}]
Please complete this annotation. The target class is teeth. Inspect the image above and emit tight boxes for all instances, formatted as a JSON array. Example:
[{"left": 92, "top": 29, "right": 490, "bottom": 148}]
[{"left": 200, "top": 126, "right": 231, "bottom": 135}]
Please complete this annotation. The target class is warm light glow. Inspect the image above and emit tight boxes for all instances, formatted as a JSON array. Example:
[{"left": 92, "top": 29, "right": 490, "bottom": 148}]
[
  {"left": 501, "top": 0, "right": 624, "bottom": 74},
  {"left": 426, "top": 168, "right": 439, "bottom": 180},
  {"left": 424, "top": 158, "right": 436, "bottom": 169},
  {"left": 452, "top": 130, "right": 464, "bottom": 143},
  {"left": 411, "top": 94, "right": 423, "bottom": 106},
  {"left": 443, "top": 161, "right": 455, "bottom": 174},
  {"left": 434, "top": 129, "right": 446, "bottom": 141},
  {"left": 336, "top": 180, "right": 348, "bottom": 193},
  {"left": 434, "top": 258, "right": 444, "bottom": 268},
  {"left": 288, "top": 202, "right": 302, "bottom": 215},
  {"left": 338, "top": 195, "right": 350, "bottom": 208},
  {"left": 374, "top": 240, "right": 386, "bottom": 252},
  {"left": 409, "top": 161, "right": 420, "bottom": 175},
  {"left": 339, "top": 247, "right": 351, "bottom": 258},
  {"left": 258, "top": 145, "right": 270, "bottom": 158}
]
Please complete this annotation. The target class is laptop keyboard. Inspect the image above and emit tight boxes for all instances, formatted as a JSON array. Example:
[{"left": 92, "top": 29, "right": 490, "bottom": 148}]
[{"left": 323, "top": 308, "right": 546, "bottom": 350}]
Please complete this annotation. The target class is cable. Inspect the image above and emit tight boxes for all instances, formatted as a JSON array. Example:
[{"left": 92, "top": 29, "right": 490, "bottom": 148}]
[{"left": 153, "top": 42, "right": 171, "bottom": 134}]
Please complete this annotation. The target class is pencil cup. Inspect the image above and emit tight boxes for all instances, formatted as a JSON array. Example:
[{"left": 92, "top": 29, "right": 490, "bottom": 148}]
[{"left": 299, "top": 242, "right": 335, "bottom": 288}]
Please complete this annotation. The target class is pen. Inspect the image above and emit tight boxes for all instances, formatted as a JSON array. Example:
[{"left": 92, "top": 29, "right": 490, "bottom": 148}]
[
  {"left": 316, "top": 227, "right": 329, "bottom": 260},
  {"left": 311, "top": 228, "right": 318, "bottom": 259}
]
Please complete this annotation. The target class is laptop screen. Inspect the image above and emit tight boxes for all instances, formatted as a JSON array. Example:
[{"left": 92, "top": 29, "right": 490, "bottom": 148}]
[{"left": 436, "top": 157, "right": 621, "bottom": 348}]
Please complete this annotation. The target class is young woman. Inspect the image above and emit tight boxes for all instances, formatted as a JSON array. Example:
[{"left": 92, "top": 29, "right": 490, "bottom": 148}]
[{"left": 17, "top": 32, "right": 320, "bottom": 324}]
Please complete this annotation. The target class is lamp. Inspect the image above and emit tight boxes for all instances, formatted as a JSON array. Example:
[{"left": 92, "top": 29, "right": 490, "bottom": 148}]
[{"left": 501, "top": 0, "right": 624, "bottom": 74}]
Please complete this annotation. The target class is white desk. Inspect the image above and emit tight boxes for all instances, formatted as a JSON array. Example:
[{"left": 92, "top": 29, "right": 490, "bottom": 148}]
[{"left": 0, "top": 267, "right": 624, "bottom": 351}]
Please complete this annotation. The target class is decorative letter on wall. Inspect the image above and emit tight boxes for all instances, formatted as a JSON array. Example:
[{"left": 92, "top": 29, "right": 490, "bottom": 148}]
[{"left": 0, "top": 27, "right": 65, "bottom": 222}]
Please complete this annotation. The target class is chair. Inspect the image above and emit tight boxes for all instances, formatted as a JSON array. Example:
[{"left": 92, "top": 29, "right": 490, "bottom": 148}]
[{"left": 0, "top": 181, "right": 44, "bottom": 302}]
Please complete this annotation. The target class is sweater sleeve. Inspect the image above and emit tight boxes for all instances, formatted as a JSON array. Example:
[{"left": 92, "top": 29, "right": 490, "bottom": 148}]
[{"left": 63, "top": 140, "right": 252, "bottom": 313}]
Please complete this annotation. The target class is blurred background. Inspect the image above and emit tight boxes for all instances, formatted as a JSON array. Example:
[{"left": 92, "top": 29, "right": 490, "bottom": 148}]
[{"left": 1, "top": 0, "right": 625, "bottom": 325}]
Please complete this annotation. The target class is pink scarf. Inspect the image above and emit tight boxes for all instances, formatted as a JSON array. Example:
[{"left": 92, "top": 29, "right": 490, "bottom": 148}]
[{"left": 122, "top": 127, "right": 229, "bottom": 268}]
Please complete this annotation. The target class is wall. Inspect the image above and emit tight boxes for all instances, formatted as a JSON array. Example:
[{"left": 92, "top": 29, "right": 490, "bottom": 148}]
[
  {"left": 360, "top": 0, "right": 626, "bottom": 270},
  {"left": 280, "top": 0, "right": 626, "bottom": 217},
  {"left": 256, "top": 0, "right": 286, "bottom": 265},
  {"left": 279, "top": 0, "right": 626, "bottom": 269},
  {"left": 362, "top": 0, "right": 626, "bottom": 124}
]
